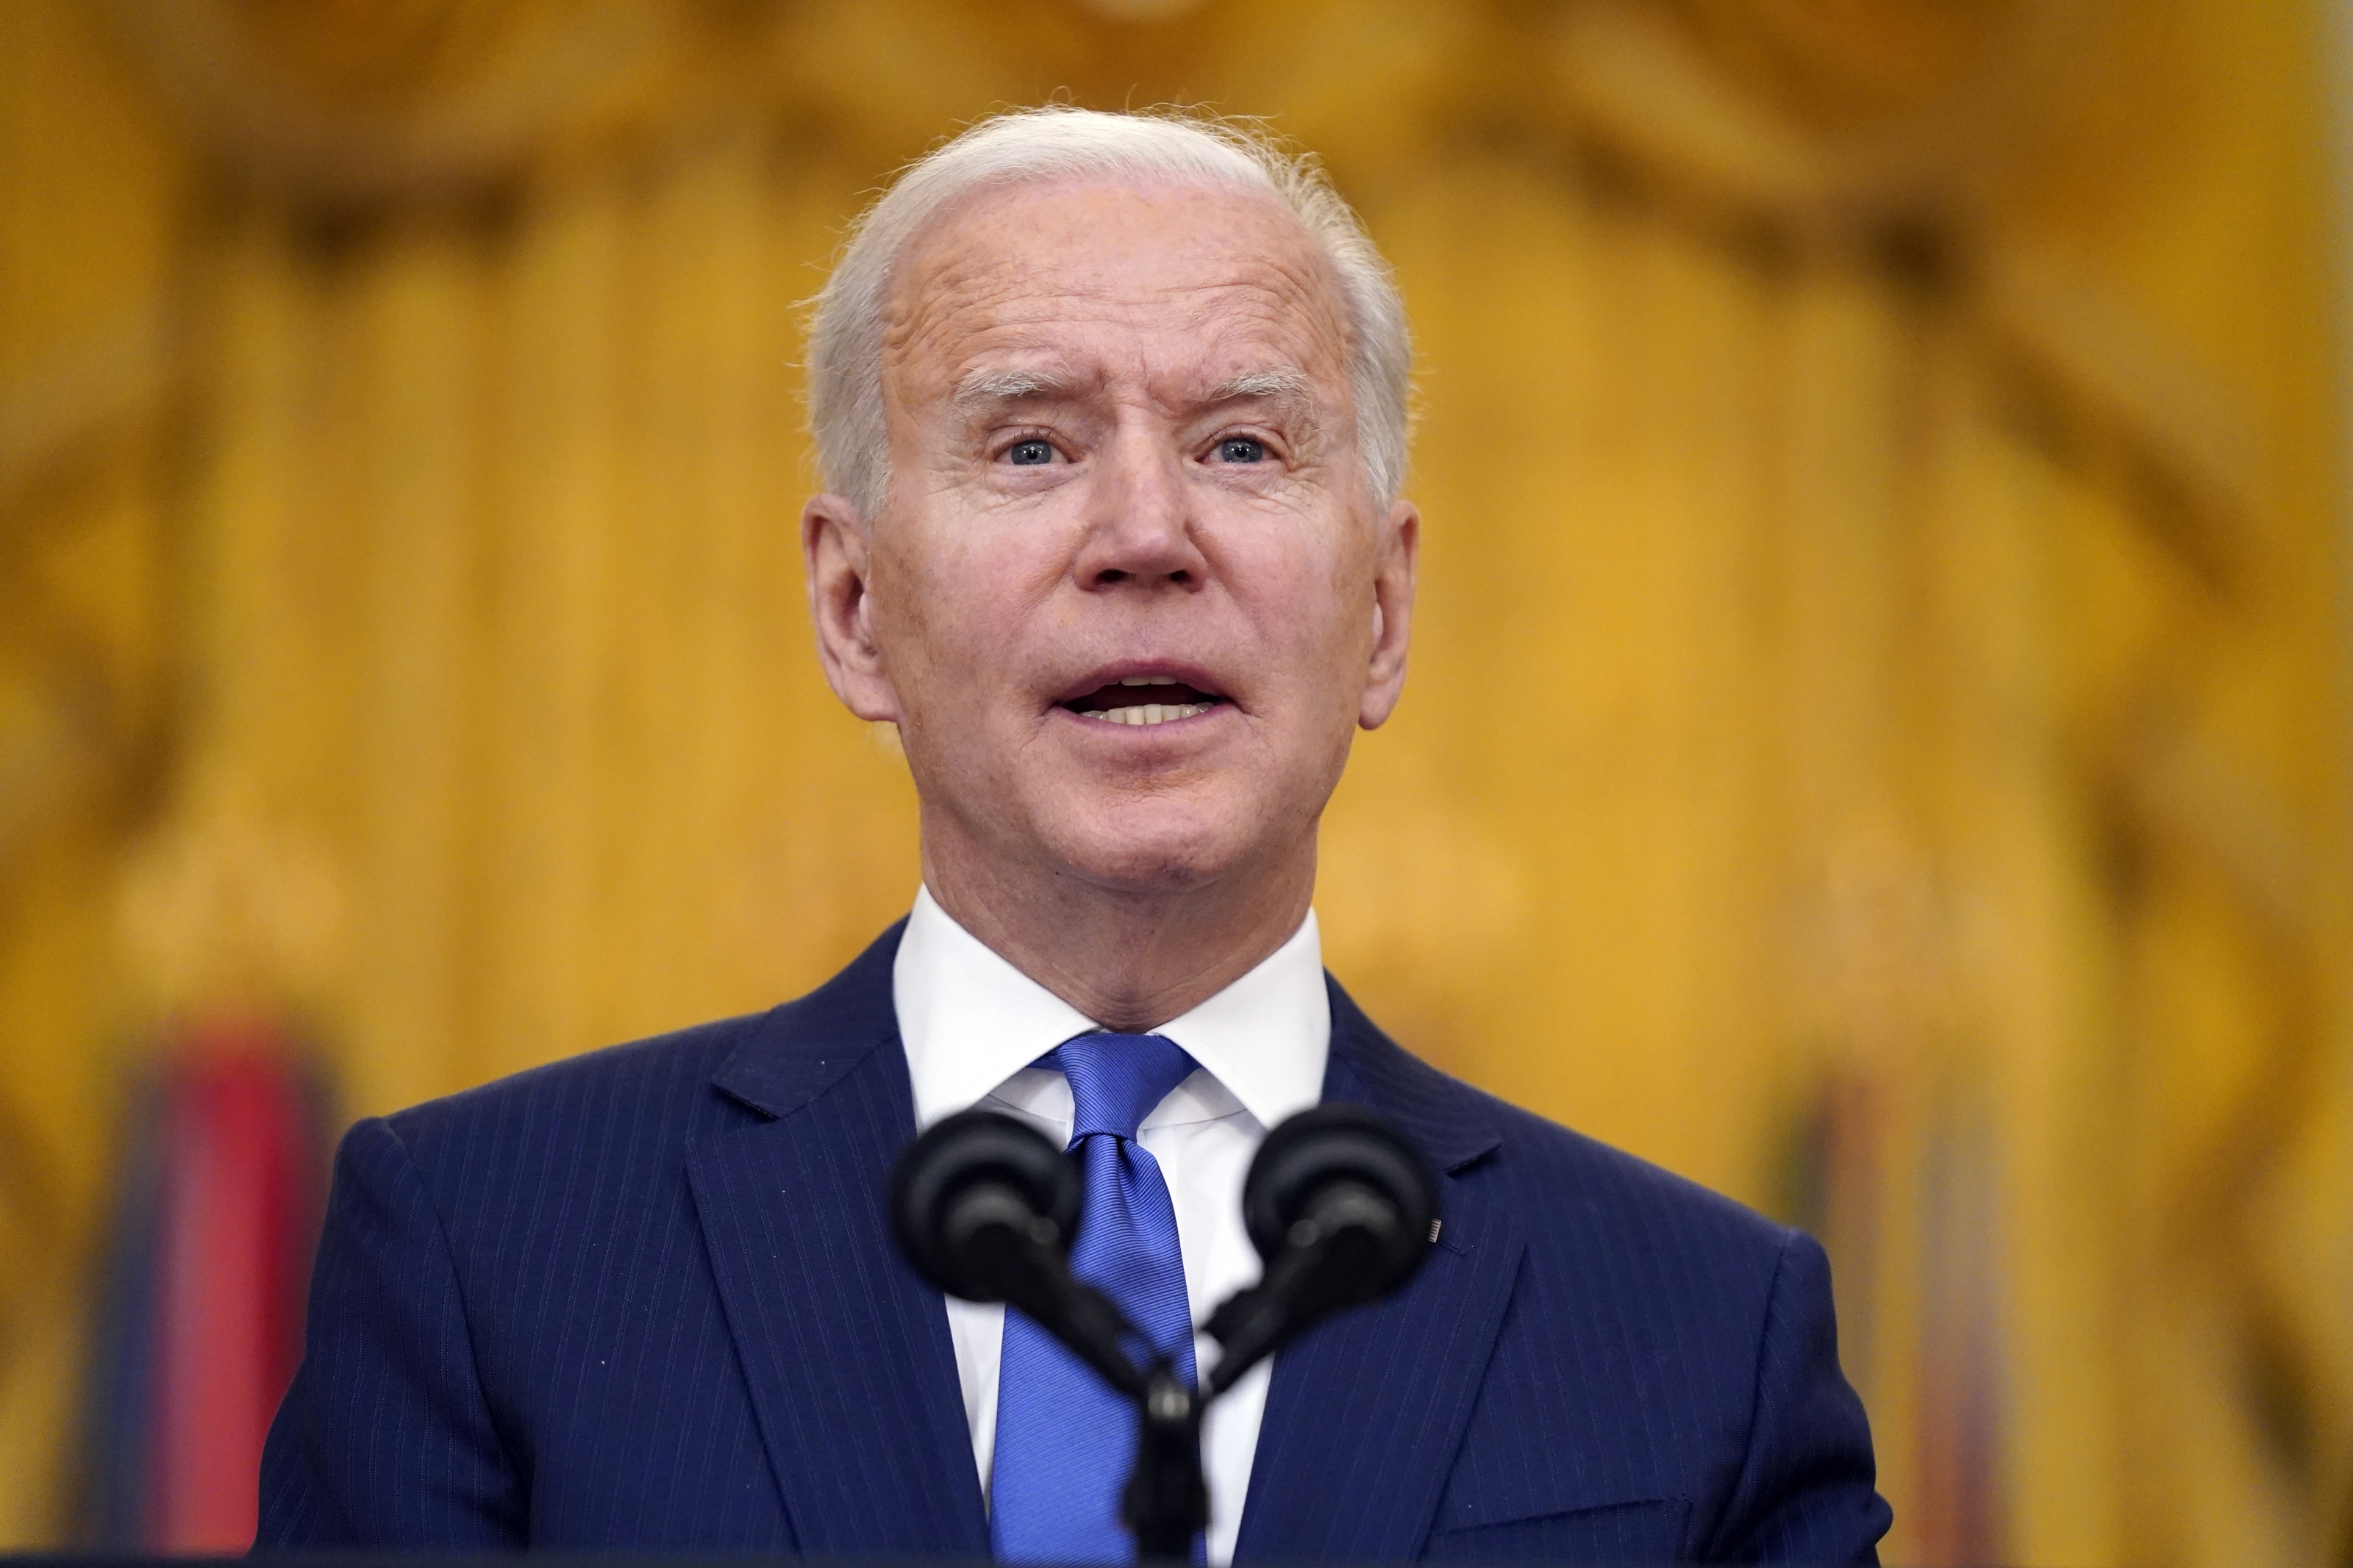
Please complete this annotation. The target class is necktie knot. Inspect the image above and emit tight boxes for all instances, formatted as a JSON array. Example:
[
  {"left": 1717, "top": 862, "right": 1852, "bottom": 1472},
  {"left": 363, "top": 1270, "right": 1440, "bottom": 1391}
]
[{"left": 1045, "top": 1032, "right": 1197, "bottom": 1145}]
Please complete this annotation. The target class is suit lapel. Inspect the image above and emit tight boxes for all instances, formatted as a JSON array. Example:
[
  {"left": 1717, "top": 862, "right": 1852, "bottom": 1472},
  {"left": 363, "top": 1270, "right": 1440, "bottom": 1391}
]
[
  {"left": 1234, "top": 981, "right": 1528, "bottom": 1563},
  {"left": 686, "top": 925, "right": 991, "bottom": 1557}
]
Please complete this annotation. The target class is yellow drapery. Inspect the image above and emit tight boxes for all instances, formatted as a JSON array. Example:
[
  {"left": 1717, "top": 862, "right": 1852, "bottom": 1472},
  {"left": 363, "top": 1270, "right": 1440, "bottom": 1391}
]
[{"left": 1, "top": 1, "right": 2346, "bottom": 1562}]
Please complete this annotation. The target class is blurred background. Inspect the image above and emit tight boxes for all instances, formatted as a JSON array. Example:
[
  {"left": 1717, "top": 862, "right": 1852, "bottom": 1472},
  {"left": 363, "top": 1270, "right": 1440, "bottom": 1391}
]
[{"left": 1, "top": 0, "right": 2347, "bottom": 1561}]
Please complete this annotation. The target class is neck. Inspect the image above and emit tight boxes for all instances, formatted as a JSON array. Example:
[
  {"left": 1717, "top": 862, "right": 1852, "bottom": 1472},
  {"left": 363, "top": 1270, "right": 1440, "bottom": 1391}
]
[{"left": 919, "top": 828, "right": 1317, "bottom": 1033}]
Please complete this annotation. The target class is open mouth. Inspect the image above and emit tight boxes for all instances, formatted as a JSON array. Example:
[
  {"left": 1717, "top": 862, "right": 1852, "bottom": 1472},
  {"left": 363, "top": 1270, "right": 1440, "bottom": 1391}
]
[{"left": 1061, "top": 675, "right": 1228, "bottom": 727}]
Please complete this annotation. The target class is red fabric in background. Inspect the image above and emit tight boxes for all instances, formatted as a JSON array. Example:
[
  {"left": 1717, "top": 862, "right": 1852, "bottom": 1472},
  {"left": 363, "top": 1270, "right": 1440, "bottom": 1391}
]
[{"left": 146, "top": 1028, "right": 310, "bottom": 1552}]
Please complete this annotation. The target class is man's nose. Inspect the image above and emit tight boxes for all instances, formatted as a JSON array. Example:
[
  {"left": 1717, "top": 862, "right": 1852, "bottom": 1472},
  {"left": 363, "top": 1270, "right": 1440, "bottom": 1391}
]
[{"left": 1073, "top": 435, "right": 1210, "bottom": 591}]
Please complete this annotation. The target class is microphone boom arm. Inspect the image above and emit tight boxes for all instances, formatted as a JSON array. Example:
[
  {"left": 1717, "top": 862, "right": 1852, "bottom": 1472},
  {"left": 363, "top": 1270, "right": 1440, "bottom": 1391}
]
[{"left": 942, "top": 1180, "right": 1151, "bottom": 1399}]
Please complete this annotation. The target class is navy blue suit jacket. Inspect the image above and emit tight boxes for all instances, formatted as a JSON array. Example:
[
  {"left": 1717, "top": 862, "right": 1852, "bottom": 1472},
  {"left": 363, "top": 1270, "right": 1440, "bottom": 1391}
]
[{"left": 258, "top": 923, "right": 1890, "bottom": 1560}]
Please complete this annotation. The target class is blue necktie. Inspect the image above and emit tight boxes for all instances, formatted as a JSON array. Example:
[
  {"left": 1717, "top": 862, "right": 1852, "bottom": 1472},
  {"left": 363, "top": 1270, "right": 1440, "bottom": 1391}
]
[{"left": 990, "top": 1033, "right": 1202, "bottom": 1563}]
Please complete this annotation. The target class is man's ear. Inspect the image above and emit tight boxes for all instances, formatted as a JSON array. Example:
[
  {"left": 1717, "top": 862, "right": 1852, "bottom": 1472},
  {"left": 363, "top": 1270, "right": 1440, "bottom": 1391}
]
[
  {"left": 803, "top": 494, "right": 904, "bottom": 723},
  {"left": 1359, "top": 498, "right": 1419, "bottom": 730}
]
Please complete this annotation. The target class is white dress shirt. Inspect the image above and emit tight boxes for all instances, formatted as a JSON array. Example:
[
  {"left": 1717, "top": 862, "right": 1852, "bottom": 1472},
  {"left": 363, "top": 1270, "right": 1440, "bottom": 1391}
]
[{"left": 893, "top": 886, "right": 1329, "bottom": 1566}]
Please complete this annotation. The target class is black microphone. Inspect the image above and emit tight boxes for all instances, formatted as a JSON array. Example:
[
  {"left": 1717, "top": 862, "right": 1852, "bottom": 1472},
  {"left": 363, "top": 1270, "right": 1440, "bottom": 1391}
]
[
  {"left": 890, "top": 1109, "right": 1146, "bottom": 1397},
  {"left": 1201, "top": 1103, "right": 1438, "bottom": 1394}
]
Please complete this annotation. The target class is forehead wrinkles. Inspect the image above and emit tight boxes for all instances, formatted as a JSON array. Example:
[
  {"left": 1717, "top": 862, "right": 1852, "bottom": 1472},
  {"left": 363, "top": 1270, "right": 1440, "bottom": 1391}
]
[{"left": 880, "top": 182, "right": 1356, "bottom": 409}]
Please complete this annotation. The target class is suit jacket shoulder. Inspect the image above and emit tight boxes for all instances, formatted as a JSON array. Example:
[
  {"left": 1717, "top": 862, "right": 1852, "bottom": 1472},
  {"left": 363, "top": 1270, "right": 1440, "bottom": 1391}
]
[
  {"left": 1325, "top": 975, "right": 1777, "bottom": 1233},
  {"left": 384, "top": 1009, "right": 763, "bottom": 1167}
]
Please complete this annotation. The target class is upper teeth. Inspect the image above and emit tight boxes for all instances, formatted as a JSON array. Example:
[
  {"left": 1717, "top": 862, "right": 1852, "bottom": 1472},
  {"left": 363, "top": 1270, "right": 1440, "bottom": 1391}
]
[
  {"left": 1119, "top": 676, "right": 1179, "bottom": 686},
  {"left": 1081, "top": 702, "right": 1215, "bottom": 726}
]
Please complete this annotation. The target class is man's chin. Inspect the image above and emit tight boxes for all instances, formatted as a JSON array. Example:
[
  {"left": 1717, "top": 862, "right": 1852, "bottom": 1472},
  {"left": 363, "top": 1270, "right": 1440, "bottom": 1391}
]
[
  {"left": 1038, "top": 812, "right": 1274, "bottom": 898},
  {"left": 1052, "top": 842, "right": 1243, "bottom": 897}
]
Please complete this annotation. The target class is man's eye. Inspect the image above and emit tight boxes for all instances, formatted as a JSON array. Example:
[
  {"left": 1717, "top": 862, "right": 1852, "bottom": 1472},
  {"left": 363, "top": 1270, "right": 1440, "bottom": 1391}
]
[
  {"left": 1005, "top": 439, "right": 1055, "bottom": 466},
  {"left": 1215, "top": 436, "right": 1268, "bottom": 465}
]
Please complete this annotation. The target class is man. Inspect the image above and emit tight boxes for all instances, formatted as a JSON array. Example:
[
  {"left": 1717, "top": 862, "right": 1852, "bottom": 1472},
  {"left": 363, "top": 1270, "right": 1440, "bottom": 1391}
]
[{"left": 258, "top": 107, "right": 1890, "bottom": 1562}]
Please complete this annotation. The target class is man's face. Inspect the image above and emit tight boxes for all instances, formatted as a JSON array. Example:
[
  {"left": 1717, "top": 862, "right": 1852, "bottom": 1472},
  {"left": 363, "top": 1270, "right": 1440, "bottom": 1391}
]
[{"left": 808, "top": 176, "right": 1416, "bottom": 902}]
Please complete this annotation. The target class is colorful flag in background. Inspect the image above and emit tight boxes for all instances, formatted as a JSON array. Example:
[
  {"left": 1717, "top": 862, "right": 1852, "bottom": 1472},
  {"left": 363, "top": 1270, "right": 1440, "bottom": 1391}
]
[{"left": 86, "top": 1021, "right": 326, "bottom": 1551}]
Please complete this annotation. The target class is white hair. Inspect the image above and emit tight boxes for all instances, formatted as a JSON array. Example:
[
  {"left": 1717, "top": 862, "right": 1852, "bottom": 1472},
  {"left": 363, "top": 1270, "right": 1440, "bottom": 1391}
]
[{"left": 806, "top": 107, "right": 1413, "bottom": 516}]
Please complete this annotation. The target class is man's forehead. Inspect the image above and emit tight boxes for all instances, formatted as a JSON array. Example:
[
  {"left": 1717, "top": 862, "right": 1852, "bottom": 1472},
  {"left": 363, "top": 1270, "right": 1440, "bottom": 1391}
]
[{"left": 883, "top": 176, "right": 1352, "bottom": 393}]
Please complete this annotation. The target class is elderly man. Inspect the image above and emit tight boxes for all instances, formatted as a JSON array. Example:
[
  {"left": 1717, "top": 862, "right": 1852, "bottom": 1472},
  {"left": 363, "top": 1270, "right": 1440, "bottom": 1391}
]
[{"left": 258, "top": 108, "right": 1890, "bottom": 1563}]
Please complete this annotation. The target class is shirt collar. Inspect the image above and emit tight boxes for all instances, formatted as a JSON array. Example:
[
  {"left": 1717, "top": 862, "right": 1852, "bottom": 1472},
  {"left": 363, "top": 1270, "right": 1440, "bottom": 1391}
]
[{"left": 893, "top": 884, "right": 1329, "bottom": 1134}]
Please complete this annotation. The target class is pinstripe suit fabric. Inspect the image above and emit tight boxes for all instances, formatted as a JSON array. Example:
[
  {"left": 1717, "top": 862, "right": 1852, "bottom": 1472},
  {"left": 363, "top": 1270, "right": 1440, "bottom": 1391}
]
[{"left": 257, "top": 922, "right": 1890, "bottom": 1561}]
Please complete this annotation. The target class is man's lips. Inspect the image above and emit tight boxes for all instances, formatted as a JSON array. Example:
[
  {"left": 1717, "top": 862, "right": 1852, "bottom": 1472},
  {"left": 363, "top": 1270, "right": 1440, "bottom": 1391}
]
[{"left": 1059, "top": 674, "right": 1228, "bottom": 727}]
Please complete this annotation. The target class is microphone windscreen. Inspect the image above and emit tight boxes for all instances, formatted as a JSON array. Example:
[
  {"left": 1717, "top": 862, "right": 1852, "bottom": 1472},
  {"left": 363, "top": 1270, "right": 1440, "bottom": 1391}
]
[
  {"left": 890, "top": 1110, "right": 1079, "bottom": 1300},
  {"left": 1241, "top": 1103, "right": 1437, "bottom": 1292}
]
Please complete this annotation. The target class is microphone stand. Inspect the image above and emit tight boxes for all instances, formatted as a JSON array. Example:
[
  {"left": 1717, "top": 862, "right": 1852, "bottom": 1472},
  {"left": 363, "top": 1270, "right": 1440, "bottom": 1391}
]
[
  {"left": 1098, "top": 1289, "right": 1293, "bottom": 1558},
  {"left": 1124, "top": 1363, "right": 1209, "bottom": 1561}
]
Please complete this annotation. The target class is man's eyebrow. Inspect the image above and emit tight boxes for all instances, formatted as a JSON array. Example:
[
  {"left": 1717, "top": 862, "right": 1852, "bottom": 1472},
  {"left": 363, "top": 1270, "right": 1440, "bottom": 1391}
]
[
  {"left": 1204, "top": 366, "right": 1317, "bottom": 404},
  {"left": 947, "top": 364, "right": 1321, "bottom": 420},
  {"left": 951, "top": 367, "right": 1078, "bottom": 411}
]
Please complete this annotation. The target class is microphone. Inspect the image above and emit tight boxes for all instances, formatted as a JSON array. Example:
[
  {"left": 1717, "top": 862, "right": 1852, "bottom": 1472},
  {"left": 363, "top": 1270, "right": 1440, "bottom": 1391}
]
[
  {"left": 1202, "top": 1103, "right": 1438, "bottom": 1394},
  {"left": 890, "top": 1109, "right": 1146, "bottom": 1397}
]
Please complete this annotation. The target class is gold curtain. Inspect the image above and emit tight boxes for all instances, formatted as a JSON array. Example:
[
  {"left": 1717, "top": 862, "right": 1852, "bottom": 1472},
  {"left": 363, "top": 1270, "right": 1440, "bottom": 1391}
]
[{"left": 1, "top": 0, "right": 2345, "bottom": 1562}]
